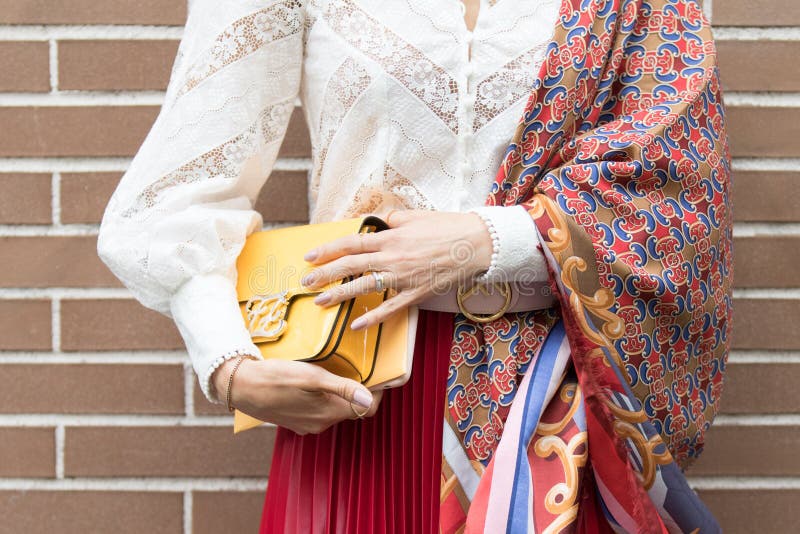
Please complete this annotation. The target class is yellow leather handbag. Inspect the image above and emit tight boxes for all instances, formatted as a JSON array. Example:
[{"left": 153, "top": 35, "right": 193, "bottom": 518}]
[{"left": 233, "top": 215, "right": 418, "bottom": 433}]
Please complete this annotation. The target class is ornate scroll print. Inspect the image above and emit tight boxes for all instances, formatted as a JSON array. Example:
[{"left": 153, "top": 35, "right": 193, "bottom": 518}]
[{"left": 443, "top": 0, "right": 731, "bottom": 532}]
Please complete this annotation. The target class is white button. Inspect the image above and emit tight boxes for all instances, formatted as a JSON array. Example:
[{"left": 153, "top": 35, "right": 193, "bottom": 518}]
[
  {"left": 461, "top": 162, "right": 472, "bottom": 177},
  {"left": 465, "top": 63, "right": 475, "bottom": 78},
  {"left": 465, "top": 30, "right": 474, "bottom": 43},
  {"left": 462, "top": 94, "right": 475, "bottom": 110},
  {"left": 458, "top": 2, "right": 466, "bottom": 16}
]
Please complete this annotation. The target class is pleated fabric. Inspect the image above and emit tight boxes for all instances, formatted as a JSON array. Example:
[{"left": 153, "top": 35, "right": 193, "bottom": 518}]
[{"left": 260, "top": 308, "right": 454, "bottom": 534}]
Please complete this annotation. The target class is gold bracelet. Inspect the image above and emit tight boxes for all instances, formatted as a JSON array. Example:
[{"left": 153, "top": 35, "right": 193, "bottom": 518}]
[{"left": 226, "top": 354, "right": 257, "bottom": 413}]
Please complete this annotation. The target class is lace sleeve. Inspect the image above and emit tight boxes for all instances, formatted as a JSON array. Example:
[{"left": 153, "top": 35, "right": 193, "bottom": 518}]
[{"left": 97, "top": 0, "right": 306, "bottom": 403}]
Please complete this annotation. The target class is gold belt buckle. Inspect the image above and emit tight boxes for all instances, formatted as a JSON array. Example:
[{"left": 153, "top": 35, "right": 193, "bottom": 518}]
[{"left": 456, "top": 280, "right": 512, "bottom": 323}]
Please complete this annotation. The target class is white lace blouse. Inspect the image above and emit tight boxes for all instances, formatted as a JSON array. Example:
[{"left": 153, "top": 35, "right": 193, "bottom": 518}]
[{"left": 97, "top": 0, "right": 559, "bottom": 404}]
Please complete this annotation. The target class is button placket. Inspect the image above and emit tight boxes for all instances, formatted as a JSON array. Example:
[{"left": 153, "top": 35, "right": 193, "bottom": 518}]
[{"left": 459, "top": 29, "right": 476, "bottom": 198}]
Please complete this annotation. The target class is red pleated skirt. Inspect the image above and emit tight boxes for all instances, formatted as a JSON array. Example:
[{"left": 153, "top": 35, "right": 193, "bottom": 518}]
[{"left": 260, "top": 308, "right": 455, "bottom": 534}]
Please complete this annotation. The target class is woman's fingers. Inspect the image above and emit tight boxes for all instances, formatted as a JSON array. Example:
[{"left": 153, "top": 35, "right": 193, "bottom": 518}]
[
  {"left": 303, "top": 229, "right": 385, "bottom": 266},
  {"left": 235, "top": 360, "right": 385, "bottom": 435},
  {"left": 350, "top": 288, "right": 419, "bottom": 331},
  {"left": 301, "top": 249, "right": 382, "bottom": 289},
  {"left": 304, "top": 364, "right": 374, "bottom": 409},
  {"left": 312, "top": 269, "right": 398, "bottom": 307}
]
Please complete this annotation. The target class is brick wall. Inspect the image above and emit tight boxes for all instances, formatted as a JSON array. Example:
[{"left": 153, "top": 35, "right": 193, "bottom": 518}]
[{"left": 0, "top": 1, "right": 797, "bottom": 532}]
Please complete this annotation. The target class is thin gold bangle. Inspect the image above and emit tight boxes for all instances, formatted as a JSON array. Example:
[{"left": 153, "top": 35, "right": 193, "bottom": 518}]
[{"left": 226, "top": 355, "right": 257, "bottom": 413}]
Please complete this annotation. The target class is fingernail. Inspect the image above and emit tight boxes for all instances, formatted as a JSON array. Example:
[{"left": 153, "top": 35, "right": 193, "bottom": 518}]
[
  {"left": 314, "top": 292, "right": 330, "bottom": 305},
  {"left": 353, "top": 389, "right": 372, "bottom": 409},
  {"left": 301, "top": 273, "right": 316, "bottom": 286},
  {"left": 304, "top": 249, "right": 318, "bottom": 261},
  {"left": 350, "top": 317, "right": 366, "bottom": 330}
]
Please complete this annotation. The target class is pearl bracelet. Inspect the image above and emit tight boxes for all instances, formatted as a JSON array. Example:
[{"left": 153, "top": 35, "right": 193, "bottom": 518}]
[
  {"left": 468, "top": 209, "right": 500, "bottom": 284},
  {"left": 203, "top": 347, "right": 261, "bottom": 404}
]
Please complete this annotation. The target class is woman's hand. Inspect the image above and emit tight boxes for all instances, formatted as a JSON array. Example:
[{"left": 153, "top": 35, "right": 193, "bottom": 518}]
[
  {"left": 300, "top": 209, "right": 494, "bottom": 330},
  {"left": 212, "top": 358, "right": 382, "bottom": 435}
]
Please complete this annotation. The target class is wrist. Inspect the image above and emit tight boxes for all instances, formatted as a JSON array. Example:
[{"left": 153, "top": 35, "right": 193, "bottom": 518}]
[
  {"left": 465, "top": 210, "right": 497, "bottom": 281},
  {"left": 211, "top": 358, "right": 239, "bottom": 400}
]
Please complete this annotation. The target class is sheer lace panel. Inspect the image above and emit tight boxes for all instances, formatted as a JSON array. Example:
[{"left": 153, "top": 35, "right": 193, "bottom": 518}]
[
  {"left": 472, "top": 43, "right": 550, "bottom": 132},
  {"left": 343, "top": 163, "right": 436, "bottom": 217},
  {"left": 323, "top": 0, "right": 460, "bottom": 133},
  {"left": 175, "top": 0, "right": 304, "bottom": 99},
  {"left": 121, "top": 98, "right": 294, "bottom": 218},
  {"left": 309, "top": 56, "right": 373, "bottom": 199}
]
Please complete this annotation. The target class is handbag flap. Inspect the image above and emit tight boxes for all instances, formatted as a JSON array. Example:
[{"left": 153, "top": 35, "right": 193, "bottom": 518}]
[{"left": 235, "top": 215, "right": 388, "bottom": 358}]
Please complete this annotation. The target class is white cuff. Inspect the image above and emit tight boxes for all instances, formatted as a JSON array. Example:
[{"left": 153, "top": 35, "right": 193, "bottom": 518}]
[
  {"left": 468, "top": 205, "right": 548, "bottom": 283},
  {"left": 169, "top": 273, "right": 261, "bottom": 404}
]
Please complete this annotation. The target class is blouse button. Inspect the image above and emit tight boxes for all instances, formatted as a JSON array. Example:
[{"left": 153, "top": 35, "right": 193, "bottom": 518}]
[
  {"left": 465, "top": 62, "right": 475, "bottom": 78},
  {"left": 462, "top": 93, "right": 475, "bottom": 111}
]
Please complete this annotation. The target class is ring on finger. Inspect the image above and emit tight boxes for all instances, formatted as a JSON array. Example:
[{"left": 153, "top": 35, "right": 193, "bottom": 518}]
[
  {"left": 372, "top": 271, "right": 386, "bottom": 293},
  {"left": 350, "top": 401, "right": 369, "bottom": 418}
]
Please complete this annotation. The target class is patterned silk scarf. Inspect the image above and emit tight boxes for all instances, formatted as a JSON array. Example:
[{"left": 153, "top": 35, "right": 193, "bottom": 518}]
[{"left": 441, "top": 1, "right": 731, "bottom": 532}]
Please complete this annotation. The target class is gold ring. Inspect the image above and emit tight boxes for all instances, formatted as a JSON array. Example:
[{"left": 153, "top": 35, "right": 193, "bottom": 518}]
[{"left": 350, "top": 401, "right": 369, "bottom": 418}]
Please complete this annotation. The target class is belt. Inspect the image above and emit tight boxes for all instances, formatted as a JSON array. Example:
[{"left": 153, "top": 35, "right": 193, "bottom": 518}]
[{"left": 416, "top": 279, "right": 555, "bottom": 322}]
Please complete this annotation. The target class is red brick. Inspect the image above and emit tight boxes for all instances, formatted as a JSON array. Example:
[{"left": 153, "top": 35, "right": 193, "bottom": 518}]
[
  {"left": 0, "top": 491, "right": 182, "bottom": 534},
  {"left": 0, "top": 236, "right": 119, "bottom": 288},
  {"left": 718, "top": 41, "right": 800, "bottom": 92},
  {"left": 720, "top": 363, "right": 800, "bottom": 414},
  {"left": 0, "top": 173, "right": 51, "bottom": 224},
  {"left": 0, "top": 428, "right": 55, "bottom": 477},
  {"left": 733, "top": 236, "right": 800, "bottom": 288},
  {"left": 0, "top": 364, "right": 184, "bottom": 414},
  {"left": 732, "top": 298, "right": 800, "bottom": 350},
  {"left": 65, "top": 426, "right": 275, "bottom": 477},
  {"left": 0, "top": 0, "right": 186, "bottom": 25},
  {"left": 0, "top": 41, "right": 50, "bottom": 92},
  {"left": 697, "top": 490, "right": 800, "bottom": 534},
  {"left": 726, "top": 106, "right": 800, "bottom": 158},
  {"left": 193, "top": 492, "right": 265, "bottom": 534},
  {"left": 59, "top": 40, "right": 179, "bottom": 91},
  {"left": 60, "top": 172, "right": 121, "bottom": 224},
  {"left": 732, "top": 171, "right": 800, "bottom": 222},
  {"left": 687, "top": 426, "right": 800, "bottom": 476},
  {"left": 0, "top": 299, "right": 51, "bottom": 351},
  {"left": 0, "top": 106, "right": 159, "bottom": 158},
  {"left": 713, "top": 0, "right": 800, "bottom": 26},
  {"left": 60, "top": 299, "right": 184, "bottom": 351},
  {"left": 255, "top": 169, "right": 310, "bottom": 222}
]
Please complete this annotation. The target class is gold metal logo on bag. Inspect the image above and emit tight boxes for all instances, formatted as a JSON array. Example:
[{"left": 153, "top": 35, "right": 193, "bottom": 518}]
[{"left": 245, "top": 291, "right": 292, "bottom": 340}]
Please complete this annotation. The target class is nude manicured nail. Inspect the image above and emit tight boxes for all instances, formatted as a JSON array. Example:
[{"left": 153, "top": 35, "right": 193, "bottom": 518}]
[{"left": 353, "top": 389, "right": 373, "bottom": 409}]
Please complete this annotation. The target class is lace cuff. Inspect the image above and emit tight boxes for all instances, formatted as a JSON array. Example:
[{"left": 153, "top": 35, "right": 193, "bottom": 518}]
[
  {"left": 169, "top": 272, "right": 261, "bottom": 404},
  {"left": 467, "top": 205, "right": 548, "bottom": 283}
]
